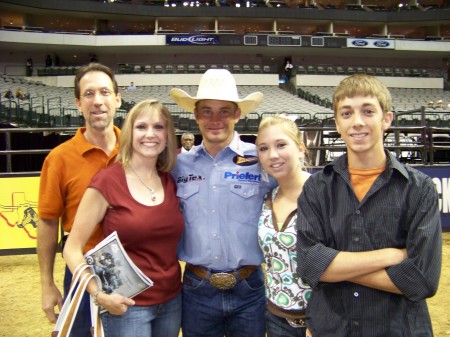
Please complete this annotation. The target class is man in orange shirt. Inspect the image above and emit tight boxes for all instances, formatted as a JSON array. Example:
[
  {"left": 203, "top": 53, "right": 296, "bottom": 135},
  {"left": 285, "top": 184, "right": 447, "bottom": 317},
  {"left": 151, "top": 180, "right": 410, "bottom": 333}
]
[{"left": 37, "top": 63, "right": 122, "bottom": 336}]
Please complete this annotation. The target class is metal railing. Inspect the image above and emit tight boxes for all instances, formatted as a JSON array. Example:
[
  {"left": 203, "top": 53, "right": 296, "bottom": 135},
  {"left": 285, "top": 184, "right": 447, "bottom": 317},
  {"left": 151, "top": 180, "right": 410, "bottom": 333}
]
[
  {"left": 1, "top": 123, "right": 449, "bottom": 176},
  {"left": 1, "top": 104, "right": 449, "bottom": 174}
]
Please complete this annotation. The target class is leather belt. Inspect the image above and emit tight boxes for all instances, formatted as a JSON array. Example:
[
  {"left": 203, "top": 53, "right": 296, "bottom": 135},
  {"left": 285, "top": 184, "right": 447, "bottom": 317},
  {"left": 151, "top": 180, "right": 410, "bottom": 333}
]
[
  {"left": 186, "top": 263, "right": 258, "bottom": 290},
  {"left": 267, "top": 300, "right": 306, "bottom": 328}
]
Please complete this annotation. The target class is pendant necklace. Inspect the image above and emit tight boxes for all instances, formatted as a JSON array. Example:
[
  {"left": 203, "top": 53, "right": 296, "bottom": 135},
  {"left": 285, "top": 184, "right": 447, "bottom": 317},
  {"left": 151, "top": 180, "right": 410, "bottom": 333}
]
[{"left": 129, "top": 164, "right": 157, "bottom": 202}]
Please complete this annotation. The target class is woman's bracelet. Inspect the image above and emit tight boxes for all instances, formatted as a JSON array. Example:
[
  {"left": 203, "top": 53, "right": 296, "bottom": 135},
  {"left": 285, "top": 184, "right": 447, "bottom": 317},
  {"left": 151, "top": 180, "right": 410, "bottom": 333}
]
[{"left": 92, "top": 288, "right": 104, "bottom": 306}]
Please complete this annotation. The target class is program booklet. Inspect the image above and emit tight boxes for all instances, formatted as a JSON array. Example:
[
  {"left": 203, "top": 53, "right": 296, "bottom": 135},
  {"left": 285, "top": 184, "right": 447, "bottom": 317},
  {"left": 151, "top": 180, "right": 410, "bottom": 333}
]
[{"left": 84, "top": 231, "right": 153, "bottom": 301}]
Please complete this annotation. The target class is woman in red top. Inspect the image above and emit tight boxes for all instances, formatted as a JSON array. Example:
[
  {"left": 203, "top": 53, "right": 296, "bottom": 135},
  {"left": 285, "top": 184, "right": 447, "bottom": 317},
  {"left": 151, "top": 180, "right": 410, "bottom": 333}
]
[{"left": 64, "top": 99, "right": 183, "bottom": 337}]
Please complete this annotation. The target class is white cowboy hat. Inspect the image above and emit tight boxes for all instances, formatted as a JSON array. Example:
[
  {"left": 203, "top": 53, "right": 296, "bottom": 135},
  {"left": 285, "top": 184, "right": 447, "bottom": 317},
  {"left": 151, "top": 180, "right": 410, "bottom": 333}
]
[{"left": 170, "top": 69, "right": 263, "bottom": 116}]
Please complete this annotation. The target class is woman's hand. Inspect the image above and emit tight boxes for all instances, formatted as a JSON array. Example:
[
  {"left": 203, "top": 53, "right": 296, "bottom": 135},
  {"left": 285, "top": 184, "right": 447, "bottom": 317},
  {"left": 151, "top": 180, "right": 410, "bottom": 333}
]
[
  {"left": 97, "top": 292, "right": 135, "bottom": 315},
  {"left": 306, "top": 328, "right": 313, "bottom": 337}
]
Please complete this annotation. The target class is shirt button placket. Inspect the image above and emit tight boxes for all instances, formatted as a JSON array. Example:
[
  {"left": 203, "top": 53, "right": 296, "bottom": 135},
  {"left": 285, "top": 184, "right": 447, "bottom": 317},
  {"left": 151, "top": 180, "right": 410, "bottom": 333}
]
[
  {"left": 210, "top": 176, "right": 220, "bottom": 265},
  {"left": 352, "top": 209, "right": 362, "bottom": 246}
]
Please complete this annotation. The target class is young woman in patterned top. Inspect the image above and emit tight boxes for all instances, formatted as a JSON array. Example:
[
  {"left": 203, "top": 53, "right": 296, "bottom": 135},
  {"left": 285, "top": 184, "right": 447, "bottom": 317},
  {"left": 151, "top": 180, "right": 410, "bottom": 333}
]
[{"left": 256, "top": 114, "right": 312, "bottom": 337}]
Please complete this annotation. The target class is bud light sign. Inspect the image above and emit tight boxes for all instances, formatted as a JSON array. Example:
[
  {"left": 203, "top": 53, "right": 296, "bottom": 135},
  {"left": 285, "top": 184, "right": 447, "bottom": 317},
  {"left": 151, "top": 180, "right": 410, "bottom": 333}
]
[{"left": 167, "top": 35, "right": 219, "bottom": 45}]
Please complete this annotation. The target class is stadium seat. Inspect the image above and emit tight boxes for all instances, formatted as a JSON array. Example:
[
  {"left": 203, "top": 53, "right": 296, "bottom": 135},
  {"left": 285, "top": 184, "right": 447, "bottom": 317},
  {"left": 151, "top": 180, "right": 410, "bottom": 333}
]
[
  {"left": 253, "top": 65, "right": 261, "bottom": 73},
  {"left": 59, "top": 67, "right": 68, "bottom": 75},
  {"left": 114, "top": 116, "right": 125, "bottom": 128},
  {"left": 307, "top": 65, "right": 316, "bottom": 74},
  {"left": 366, "top": 67, "right": 375, "bottom": 75},
  {"left": 122, "top": 64, "right": 133, "bottom": 74},
  {"left": 375, "top": 67, "right": 384, "bottom": 76},
  {"left": 297, "top": 65, "right": 307, "bottom": 74},
  {"left": 394, "top": 68, "right": 403, "bottom": 77},
  {"left": 37, "top": 67, "right": 47, "bottom": 76},
  {"left": 178, "top": 117, "right": 190, "bottom": 130},
  {"left": 144, "top": 65, "right": 152, "bottom": 73},
  {"left": 316, "top": 66, "right": 326, "bottom": 74},
  {"left": 232, "top": 65, "right": 242, "bottom": 73},
  {"left": 188, "top": 118, "right": 199, "bottom": 132},
  {"left": 48, "top": 67, "right": 58, "bottom": 76},
  {"left": 133, "top": 65, "right": 142, "bottom": 73},
  {"left": 177, "top": 65, "right": 186, "bottom": 73},
  {"left": 117, "top": 64, "right": 127, "bottom": 74},
  {"left": 165, "top": 64, "right": 174, "bottom": 73},
  {"left": 187, "top": 65, "right": 196, "bottom": 73},
  {"left": 235, "top": 119, "right": 247, "bottom": 132},
  {"left": 171, "top": 114, "right": 180, "bottom": 128},
  {"left": 384, "top": 67, "right": 393, "bottom": 76},
  {"left": 336, "top": 66, "right": 345, "bottom": 75},
  {"left": 246, "top": 117, "right": 261, "bottom": 132},
  {"left": 411, "top": 68, "right": 420, "bottom": 77},
  {"left": 242, "top": 64, "right": 251, "bottom": 73}
]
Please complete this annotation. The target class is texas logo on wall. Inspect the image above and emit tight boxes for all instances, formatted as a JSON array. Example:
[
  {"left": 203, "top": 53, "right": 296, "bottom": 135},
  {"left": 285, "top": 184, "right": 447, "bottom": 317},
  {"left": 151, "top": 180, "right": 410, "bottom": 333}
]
[{"left": 0, "top": 177, "right": 40, "bottom": 251}]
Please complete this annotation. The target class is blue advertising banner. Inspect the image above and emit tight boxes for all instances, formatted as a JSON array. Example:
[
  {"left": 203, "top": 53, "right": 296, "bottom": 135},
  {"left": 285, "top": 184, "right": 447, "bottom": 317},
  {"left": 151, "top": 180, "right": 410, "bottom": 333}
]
[
  {"left": 167, "top": 35, "right": 219, "bottom": 45},
  {"left": 417, "top": 166, "right": 450, "bottom": 229}
]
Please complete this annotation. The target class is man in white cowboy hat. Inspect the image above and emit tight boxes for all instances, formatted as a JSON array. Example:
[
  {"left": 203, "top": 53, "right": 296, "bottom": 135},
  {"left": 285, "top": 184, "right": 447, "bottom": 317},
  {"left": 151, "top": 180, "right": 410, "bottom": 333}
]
[{"left": 170, "top": 69, "right": 272, "bottom": 337}]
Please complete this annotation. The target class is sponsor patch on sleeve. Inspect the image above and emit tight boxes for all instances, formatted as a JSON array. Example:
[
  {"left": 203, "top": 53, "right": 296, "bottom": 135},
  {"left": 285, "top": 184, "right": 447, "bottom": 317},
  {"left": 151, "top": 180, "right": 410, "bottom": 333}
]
[{"left": 233, "top": 155, "right": 258, "bottom": 166}]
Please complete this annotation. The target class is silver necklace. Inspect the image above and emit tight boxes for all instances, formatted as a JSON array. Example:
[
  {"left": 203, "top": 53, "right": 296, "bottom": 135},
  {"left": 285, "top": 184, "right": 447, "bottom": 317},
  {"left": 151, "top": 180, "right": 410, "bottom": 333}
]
[{"left": 129, "top": 164, "right": 157, "bottom": 202}]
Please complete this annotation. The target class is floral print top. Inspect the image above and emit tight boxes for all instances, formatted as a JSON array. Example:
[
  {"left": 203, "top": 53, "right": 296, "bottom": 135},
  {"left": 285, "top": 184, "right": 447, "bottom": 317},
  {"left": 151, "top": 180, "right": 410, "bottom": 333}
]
[{"left": 258, "top": 186, "right": 311, "bottom": 311}]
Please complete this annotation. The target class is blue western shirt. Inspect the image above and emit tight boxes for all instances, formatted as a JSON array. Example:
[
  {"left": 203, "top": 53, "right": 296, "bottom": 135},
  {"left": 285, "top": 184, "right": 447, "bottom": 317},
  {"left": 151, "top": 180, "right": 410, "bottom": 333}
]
[{"left": 172, "top": 132, "right": 272, "bottom": 270}]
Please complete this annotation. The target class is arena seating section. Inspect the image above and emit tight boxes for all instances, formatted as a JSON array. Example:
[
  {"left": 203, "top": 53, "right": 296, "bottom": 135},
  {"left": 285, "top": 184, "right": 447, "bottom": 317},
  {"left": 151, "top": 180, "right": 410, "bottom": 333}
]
[{"left": 1, "top": 74, "right": 449, "bottom": 130}]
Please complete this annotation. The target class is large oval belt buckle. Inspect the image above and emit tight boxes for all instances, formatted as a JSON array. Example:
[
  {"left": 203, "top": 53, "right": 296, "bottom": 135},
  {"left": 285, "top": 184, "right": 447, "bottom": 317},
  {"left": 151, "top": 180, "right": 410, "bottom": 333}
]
[{"left": 209, "top": 273, "right": 236, "bottom": 290}]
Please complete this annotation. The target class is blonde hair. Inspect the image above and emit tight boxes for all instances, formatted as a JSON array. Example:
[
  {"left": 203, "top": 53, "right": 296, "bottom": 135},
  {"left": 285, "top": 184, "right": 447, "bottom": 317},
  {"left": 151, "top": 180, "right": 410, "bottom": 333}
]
[
  {"left": 117, "top": 99, "right": 177, "bottom": 172},
  {"left": 256, "top": 113, "right": 309, "bottom": 166},
  {"left": 333, "top": 74, "right": 392, "bottom": 116}
]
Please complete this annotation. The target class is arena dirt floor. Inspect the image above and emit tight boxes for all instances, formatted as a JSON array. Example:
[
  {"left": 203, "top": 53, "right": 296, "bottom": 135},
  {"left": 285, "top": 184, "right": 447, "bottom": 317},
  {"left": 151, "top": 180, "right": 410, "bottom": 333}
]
[{"left": 0, "top": 232, "right": 449, "bottom": 337}]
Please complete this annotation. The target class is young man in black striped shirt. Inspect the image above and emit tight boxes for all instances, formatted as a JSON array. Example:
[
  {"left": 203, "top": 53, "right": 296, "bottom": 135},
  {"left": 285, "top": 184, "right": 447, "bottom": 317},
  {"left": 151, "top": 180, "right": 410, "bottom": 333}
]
[{"left": 296, "top": 74, "right": 442, "bottom": 337}]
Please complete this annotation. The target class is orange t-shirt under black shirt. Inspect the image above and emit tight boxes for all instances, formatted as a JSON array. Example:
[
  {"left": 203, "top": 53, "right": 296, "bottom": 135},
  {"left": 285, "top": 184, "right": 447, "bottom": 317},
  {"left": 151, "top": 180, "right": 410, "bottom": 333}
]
[{"left": 349, "top": 166, "right": 385, "bottom": 202}]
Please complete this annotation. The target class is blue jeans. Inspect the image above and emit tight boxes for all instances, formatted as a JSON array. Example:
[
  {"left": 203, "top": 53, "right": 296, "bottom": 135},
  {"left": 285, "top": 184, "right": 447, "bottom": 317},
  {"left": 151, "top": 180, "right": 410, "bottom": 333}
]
[
  {"left": 101, "top": 292, "right": 181, "bottom": 337},
  {"left": 63, "top": 265, "right": 91, "bottom": 337},
  {"left": 181, "top": 266, "right": 266, "bottom": 337},
  {"left": 265, "top": 311, "right": 307, "bottom": 337}
]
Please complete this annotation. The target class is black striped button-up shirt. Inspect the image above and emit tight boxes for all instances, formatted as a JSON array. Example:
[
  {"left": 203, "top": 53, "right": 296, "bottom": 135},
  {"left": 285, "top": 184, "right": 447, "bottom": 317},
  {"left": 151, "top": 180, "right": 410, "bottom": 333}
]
[{"left": 297, "top": 151, "right": 442, "bottom": 337}]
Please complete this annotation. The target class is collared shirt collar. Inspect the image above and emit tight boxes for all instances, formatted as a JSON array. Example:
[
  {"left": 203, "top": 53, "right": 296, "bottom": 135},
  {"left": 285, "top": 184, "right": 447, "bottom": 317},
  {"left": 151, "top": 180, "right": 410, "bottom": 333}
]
[
  {"left": 181, "top": 147, "right": 191, "bottom": 153},
  {"left": 325, "top": 150, "right": 409, "bottom": 181},
  {"left": 73, "top": 126, "right": 120, "bottom": 156}
]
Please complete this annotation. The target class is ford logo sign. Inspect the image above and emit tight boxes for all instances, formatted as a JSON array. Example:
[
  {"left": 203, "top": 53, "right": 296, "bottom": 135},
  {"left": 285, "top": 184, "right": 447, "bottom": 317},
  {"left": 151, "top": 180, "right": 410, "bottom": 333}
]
[
  {"left": 352, "top": 40, "right": 368, "bottom": 47},
  {"left": 374, "top": 41, "right": 390, "bottom": 48}
]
